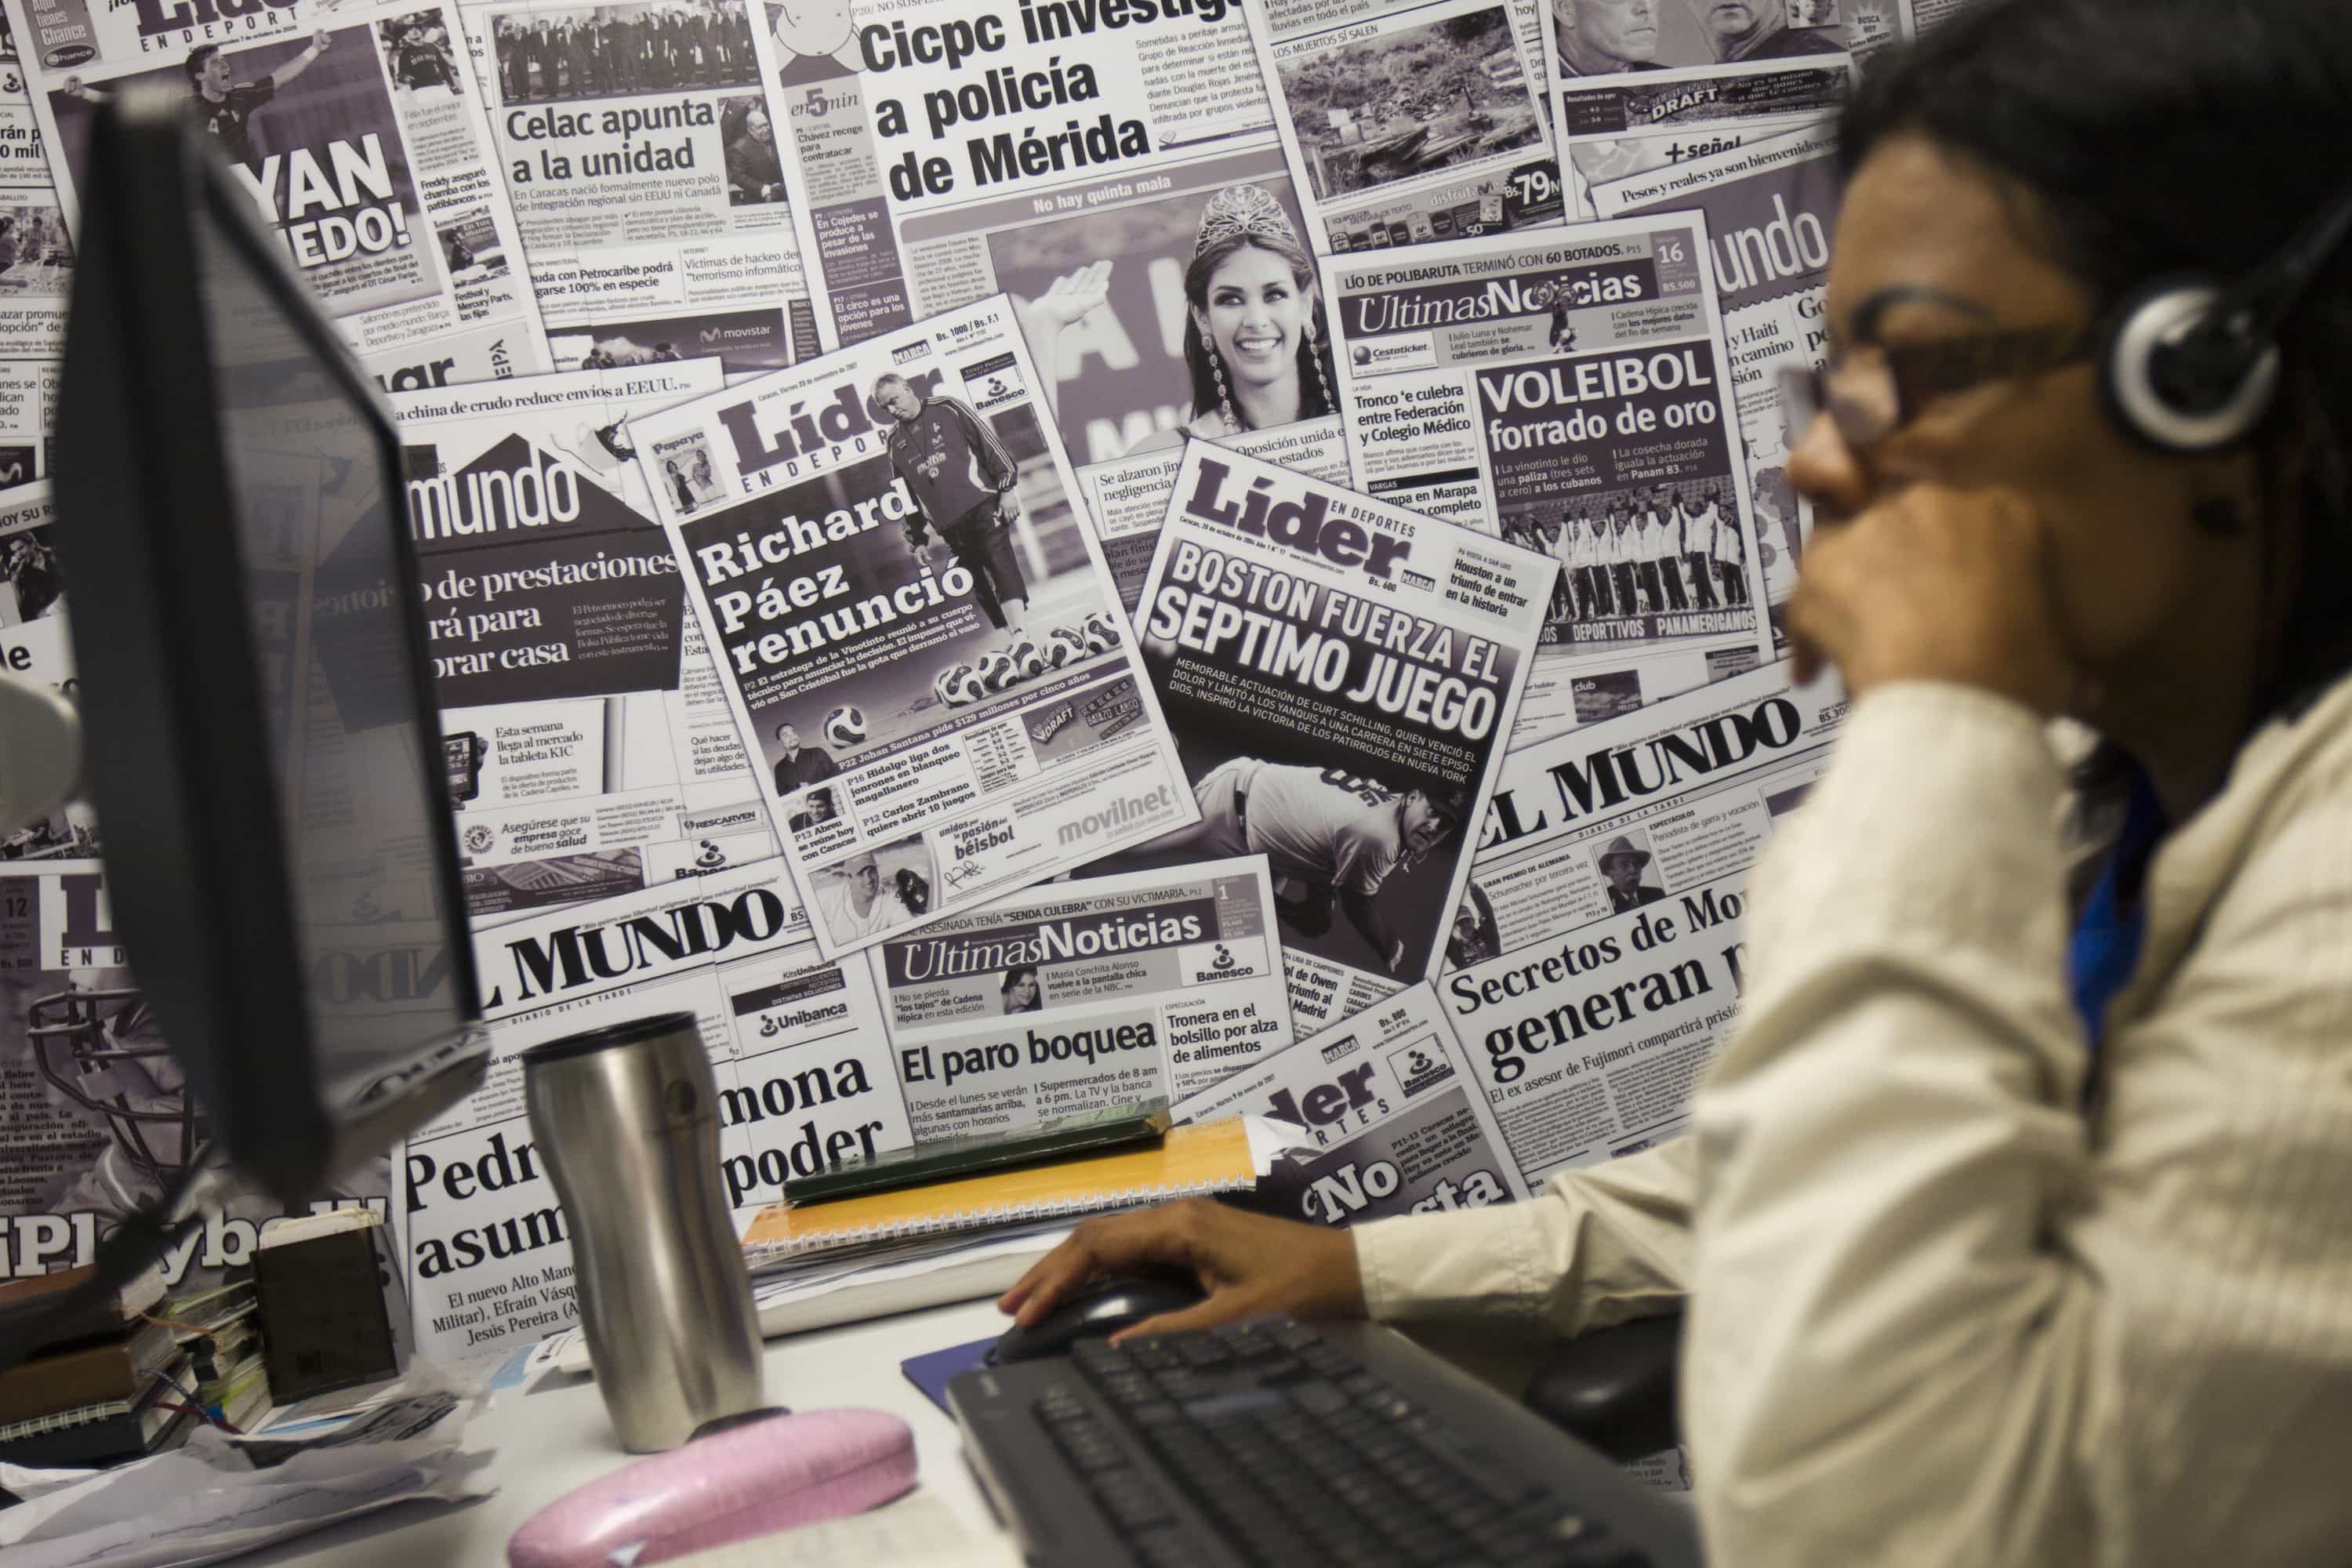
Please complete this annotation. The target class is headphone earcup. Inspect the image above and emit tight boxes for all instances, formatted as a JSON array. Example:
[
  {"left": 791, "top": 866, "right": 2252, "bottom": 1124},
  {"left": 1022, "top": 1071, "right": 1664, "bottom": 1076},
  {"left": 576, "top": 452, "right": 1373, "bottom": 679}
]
[{"left": 2100, "top": 278, "right": 2281, "bottom": 455}]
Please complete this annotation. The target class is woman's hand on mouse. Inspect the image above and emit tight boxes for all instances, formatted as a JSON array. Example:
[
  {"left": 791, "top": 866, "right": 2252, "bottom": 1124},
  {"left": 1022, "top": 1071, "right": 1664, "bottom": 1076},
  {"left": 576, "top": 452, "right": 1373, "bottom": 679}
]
[
  {"left": 998, "top": 1200, "right": 1365, "bottom": 1344},
  {"left": 1787, "top": 483, "right": 2096, "bottom": 715}
]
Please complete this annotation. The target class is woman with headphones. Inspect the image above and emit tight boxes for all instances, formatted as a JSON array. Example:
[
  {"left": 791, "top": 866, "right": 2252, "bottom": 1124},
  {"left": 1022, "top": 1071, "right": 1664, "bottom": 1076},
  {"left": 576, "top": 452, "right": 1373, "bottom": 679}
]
[{"left": 1000, "top": 2, "right": 2352, "bottom": 1560}]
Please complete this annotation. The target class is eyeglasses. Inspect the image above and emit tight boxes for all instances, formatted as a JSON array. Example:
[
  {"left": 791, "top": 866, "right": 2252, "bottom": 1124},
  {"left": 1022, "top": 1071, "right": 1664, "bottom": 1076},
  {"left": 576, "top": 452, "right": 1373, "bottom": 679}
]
[{"left": 1778, "top": 322, "right": 2099, "bottom": 452}]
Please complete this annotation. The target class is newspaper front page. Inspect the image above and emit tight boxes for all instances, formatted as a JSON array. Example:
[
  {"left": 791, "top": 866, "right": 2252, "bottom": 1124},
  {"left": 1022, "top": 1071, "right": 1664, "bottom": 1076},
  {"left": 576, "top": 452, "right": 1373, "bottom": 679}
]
[
  {"left": 459, "top": 0, "right": 818, "bottom": 383},
  {"left": 1437, "top": 663, "right": 1842, "bottom": 1189},
  {"left": 869, "top": 855, "right": 1292, "bottom": 1138},
  {"left": 1245, "top": 0, "right": 1566, "bottom": 260},
  {"left": 627, "top": 295, "right": 1197, "bottom": 960},
  {"left": 1595, "top": 120, "right": 1837, "bottom": 651},
  {"left": 6, "top": 0, "right": 551, "bottom": 389},
  {"left": 1554, "top": 2, "right": 1892, "bottom": 218},
  {"left": 0, "top": 860, "right": 408, "bottom": 1345},
  {"left": 0, "top": 37, "right": 62, "bottom": 488},
  {"left": 1173, "top": 982, "right": 1526, "bottom": 1225},
  {"left": 744, "top": 0, "right": 1370, "bottom": 552},
  {"left": 0, "top": 484, "right": 89, "bottom": 860},
  {"left": 388, "top": 359, "right": 791, "bottom": 928},
  {"left": 405, "top": 860, "right": 903, "bottom": 1362},
  {"left": 1091, "top": 441, "right": 1552, "bottom": 1031},
  {"left": 1539, "top": 0, "right": 1857, "bottom": 227},
  {"left": 1322, "top": 212, "right": 1773, "bottom": 739}
]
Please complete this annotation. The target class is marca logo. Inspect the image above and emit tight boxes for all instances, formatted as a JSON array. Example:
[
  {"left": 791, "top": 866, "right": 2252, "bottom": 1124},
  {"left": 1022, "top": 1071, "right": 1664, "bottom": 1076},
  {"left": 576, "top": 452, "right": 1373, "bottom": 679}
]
[
  {"left": 1318, "top": 1033, "right": 1361, "bottom": 1065},
  {"left": 1181, "top": 456, "right": 1413, "bottom": 581},
  {"left": 1401, "top": 568, "right": 1436, "bottom": 591},
  {"left": 891, "top": 341, "right": 930, "bottom": 365}
]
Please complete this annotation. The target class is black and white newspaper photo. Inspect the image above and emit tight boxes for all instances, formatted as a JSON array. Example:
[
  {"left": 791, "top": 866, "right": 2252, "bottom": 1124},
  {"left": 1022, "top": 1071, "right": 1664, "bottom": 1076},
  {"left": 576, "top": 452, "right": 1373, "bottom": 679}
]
[
  {"left": 1322, "top": 212, "right": 1773, "bottom": 739},
  {"left": 869, "top": 855, "right": 1292, "bottom": 1135},
  {"left": 1541, "top": 0, "right": 1857, "bottom": 222},
  {"left": 390, "top": 359, "right": 792, "bottom": 927},
  {"left": 0, "top": 50, "right": 65, "bottom": 490},
  {"left": 737, "top": 0, "right": 1367, "bottom": 575},
  {"left": 1438, "top": 662, "right": 1842, "bottom": 1188},
  {"left": 626, "top": 296, "right": 1197, "bottom": 960},
  {"left": 458, "top": 0, "right": 819, "bottom": 384},
  {"left": 0, "top": 484, "right": 89, "bottom": 861},
  {"left": 1088, "top": 442, "right": 1552, "bottom": 1030},
  {"left": 406, "top": 859, "right": 898, "bottom": 1363},
  {"left": 1247, "top": 0, "right": 1566, "bottom": 258},
  {"left": 5, "top": 0, "right": 551, "bottom": 388},
  {"left": 1594, "top": 120, "right": 1835, "bottom": 649},
  {"left": 0, "top": 861, "right": 407, "bottom": 1324},
  {"left": 1174, "top": 983, "right": 1526, "bottom": 1226}
]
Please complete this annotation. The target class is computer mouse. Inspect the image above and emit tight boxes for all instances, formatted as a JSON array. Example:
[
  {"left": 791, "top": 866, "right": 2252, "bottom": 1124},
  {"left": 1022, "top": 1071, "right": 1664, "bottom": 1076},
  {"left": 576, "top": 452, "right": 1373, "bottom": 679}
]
[
  {"left": 989, "top": 1272, "right": 1207, "bottom": 1364},
  {"left": 506, "top": 1406, "right": 916, "bottom": 1568}
]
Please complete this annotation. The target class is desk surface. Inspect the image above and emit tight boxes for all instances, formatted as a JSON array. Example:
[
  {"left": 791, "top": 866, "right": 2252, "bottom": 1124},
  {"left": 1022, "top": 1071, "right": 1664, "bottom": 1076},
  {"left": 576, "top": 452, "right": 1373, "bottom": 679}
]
[{"left": 241, "top": 1298, "right": 1014, "bottom": 1567}]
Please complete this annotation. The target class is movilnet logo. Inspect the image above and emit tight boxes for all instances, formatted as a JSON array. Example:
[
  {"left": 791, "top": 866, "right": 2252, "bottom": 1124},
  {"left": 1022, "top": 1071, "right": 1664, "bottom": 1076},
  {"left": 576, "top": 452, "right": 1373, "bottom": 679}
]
[
  {"left": 1388, "top": 1040, "right": 1454, "bottom": 1098},
  {"left": 463, "top": 824, "right": 497, "bottom": 855},
  {"left": 1054, "top": 783, "right": 1173, "bottom": 848},
  {"left": 1319, "top": 1032, "right": 1363, "bottom": 1065}
]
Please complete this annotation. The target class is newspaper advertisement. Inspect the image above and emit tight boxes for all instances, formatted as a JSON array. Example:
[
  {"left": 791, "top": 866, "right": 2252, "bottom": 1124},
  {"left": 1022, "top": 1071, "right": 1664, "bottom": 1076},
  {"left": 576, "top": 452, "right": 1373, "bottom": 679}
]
[
  {"left": 869, "top": 856, "right": 1292, "bottom": 1136},
  {"left": 388, "top": 359, "right": 788, "bottom": 927},
  {"left": 459, "top": 0, "right": 819, "bottom": 383},
  {"left": 1322, "top": 212, "right": 1773, "bottom": 739},
  {"left": 1437, "top": 662, "right": 1842, "bottom": 1189},
  {"left": 0, "top": 861, "right": 405, "bottom": 1330},
  {"left": 0, "top": 484, "right": 90, "bottom": 860},
  {"left": 1541, "top": 0, "right": 1856, "bottom": 223},
  {"left": 1173, "top": 982, "right": 1526, "bottom": 1225},
  {"left": 627, "top": 296, "right": 1197, "bottom": 960},
  {"left": 0, "top": 29, "right": 62, "bottom": 488},
  {"left": 1087, "top": 441, "right": 1552, "bottom": 1032},
  {"left": 405, "top": 860, "right": 913, "bottom": 1363},
  {"left": 1247, "top": 0, "right": 1567, "bottom": 260},
  {"left": 1595, "top": 120, "right": 1835, "bottom": 648},
  {"left": 7, "top": 0, "right": 552, "bottom": 390}
]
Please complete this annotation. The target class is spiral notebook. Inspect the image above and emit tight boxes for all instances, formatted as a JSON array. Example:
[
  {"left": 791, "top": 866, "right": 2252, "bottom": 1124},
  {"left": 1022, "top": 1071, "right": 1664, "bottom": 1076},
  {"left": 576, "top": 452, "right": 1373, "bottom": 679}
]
[{"left": 741, "top": 1116, "right": 1274, "bottom": 1266}]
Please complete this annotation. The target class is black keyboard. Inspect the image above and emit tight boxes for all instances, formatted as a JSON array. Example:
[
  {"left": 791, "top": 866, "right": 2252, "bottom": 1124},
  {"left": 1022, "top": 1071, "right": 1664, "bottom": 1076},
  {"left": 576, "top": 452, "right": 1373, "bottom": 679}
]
[{"left": 949, "top": 1316, "right": 1700, "bottom": 1568}]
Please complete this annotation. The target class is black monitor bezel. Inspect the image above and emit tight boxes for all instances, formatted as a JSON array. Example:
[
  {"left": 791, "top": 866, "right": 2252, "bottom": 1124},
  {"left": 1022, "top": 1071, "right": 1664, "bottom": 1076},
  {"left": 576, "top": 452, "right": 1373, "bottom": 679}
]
[{"left": 55, "top": 89, "right": 483, "bottom": 1207}]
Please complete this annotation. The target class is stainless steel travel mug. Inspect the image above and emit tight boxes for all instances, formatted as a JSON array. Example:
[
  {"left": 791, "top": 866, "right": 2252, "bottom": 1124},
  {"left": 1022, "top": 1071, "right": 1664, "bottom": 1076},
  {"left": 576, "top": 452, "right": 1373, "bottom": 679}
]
[{"left": 521, "top": 1011, "right": 764, "bottom": 1451}]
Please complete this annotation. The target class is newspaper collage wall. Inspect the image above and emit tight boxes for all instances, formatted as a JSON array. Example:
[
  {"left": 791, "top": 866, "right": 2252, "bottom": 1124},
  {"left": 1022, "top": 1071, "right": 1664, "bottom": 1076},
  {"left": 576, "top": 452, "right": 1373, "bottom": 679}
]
[{"left": 0, "top": 0, "right": 1980, "bottom": 1455}]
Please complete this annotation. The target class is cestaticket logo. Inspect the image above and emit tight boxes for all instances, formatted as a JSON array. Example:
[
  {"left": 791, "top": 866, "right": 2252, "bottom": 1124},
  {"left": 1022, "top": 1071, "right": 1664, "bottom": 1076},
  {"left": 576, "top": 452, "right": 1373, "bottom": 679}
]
[{"left": 463, "top": 824, "right": 496, "bottom": 855}]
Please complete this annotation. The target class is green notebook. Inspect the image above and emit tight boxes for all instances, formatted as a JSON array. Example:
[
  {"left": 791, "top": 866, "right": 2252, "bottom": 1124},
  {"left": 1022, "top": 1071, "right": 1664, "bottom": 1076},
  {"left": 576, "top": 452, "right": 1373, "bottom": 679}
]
[{"left": 783, "top": 1099, "right": 1172, "bottom": 1207}]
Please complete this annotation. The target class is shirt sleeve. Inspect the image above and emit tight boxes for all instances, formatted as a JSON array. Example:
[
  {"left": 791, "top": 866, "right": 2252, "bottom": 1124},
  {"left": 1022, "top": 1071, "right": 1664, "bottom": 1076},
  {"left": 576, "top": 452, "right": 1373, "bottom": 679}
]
[
  {"left": 1327, "top": 822, "right": 1391, "bottom": 895},
  {"left": 1355, "top": 1137, "right": 1695, "bottom": 1334},
  {"left": 943, "top": 397, "right": 1018, "bottom": 494}
]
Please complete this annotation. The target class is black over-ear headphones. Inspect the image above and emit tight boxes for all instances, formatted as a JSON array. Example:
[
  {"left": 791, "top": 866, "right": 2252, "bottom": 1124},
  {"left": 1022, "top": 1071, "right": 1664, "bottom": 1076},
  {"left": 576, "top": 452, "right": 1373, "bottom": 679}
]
[{"left": 2102, "top": 181, "right": 2352, "bottom": 455}]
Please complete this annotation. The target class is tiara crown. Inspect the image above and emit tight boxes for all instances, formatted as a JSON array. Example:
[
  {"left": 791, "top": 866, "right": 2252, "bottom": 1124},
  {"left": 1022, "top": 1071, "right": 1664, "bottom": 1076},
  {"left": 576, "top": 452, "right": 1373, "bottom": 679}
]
[{"left": 1194, "top": 184, "right": 1301, "bottom": 255}]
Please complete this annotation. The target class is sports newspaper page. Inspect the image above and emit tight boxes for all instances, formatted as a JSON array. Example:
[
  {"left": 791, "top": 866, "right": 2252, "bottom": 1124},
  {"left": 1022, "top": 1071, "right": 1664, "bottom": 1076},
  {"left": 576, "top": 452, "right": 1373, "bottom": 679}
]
[
  {"left": 0, "top": 44, "right": 62, "bottom": 488},
  {"left": 1539, "top": 0, "right": 1856, "bottom": 227},
  {"left": 627, "top": 296, "right": 1196, "bottom": 960},
  {"left": 1595, "top": 120, "right": 1838, "bottom": 650},
  {"left": 0, "top": 485, "right": 85, "bottom": 861},
  {"left": 6, "top": 0, "right": 551, "bottom": 389},
  {"left": 869, "top": 855, "right": 1293, "bottom": 1133},
  {"left": 744, "top": 0, "right": 1363, "bottom": 559},
  {"left": 1323, "top": 212, "right": 1772, "bottom": 739},
  {"left": 1244, "top": 0, "right": 1566, "bottom": 258},
  {"left": 0, "top": 860, "right": 407, "bottom": 1316},
  {"left": 1093, "top": 441, "right": 1551, "bottom": 1029},
  {"left": 389, "top": 359, "right": 788, "bottom": 927},
  {"left": 1437, "top": 663, "right": 1842, "bottom": 1189},
  {"left": 459, "top": 0, "right": 819, "bottom": 383},
  {"left": 1173, "top": 982, "right": 1526, "bottom": 1226}
]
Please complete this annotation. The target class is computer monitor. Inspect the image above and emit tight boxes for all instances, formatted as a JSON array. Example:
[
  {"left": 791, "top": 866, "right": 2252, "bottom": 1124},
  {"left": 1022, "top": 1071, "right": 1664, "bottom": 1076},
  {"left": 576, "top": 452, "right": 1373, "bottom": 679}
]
[{"left": 49, "top": 85, "right": 485, "bottom": 1211}]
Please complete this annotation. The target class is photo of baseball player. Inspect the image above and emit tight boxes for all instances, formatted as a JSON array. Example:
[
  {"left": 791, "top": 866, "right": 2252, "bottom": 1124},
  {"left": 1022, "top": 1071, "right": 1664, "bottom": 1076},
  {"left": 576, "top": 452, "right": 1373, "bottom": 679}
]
[
  {"left": 1094, "top": 760, "right": 1469, "bottom": 978},
  {"left": 379, "top": 14, "right": 465, "bottom": 98}
]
